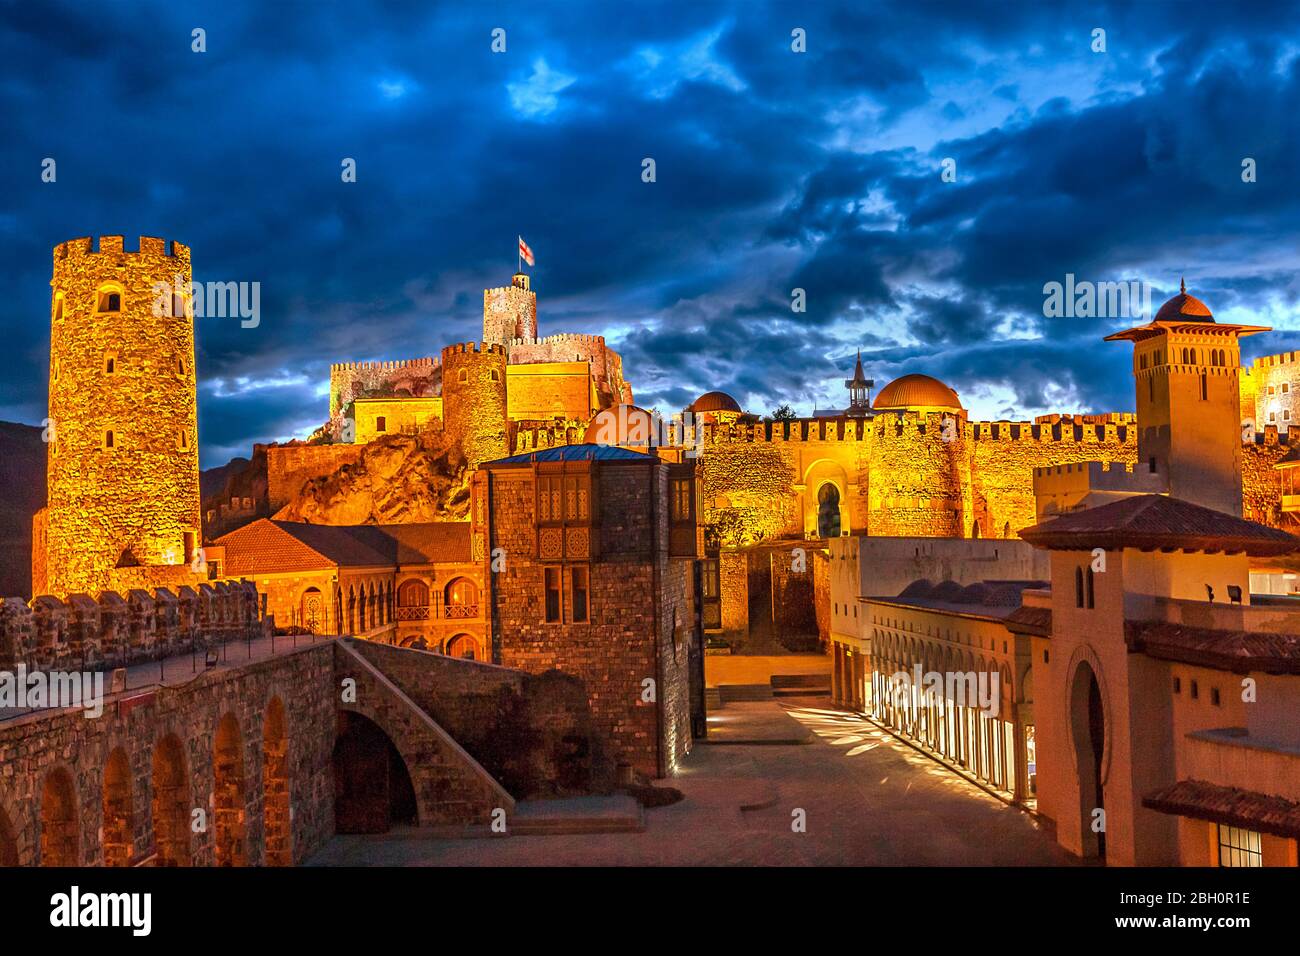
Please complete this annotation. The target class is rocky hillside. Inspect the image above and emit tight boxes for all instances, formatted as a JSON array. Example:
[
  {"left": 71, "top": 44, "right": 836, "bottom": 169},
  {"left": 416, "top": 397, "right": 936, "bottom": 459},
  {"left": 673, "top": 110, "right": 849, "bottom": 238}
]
[
  {"left": 273, "top": 429, "right": 472, "bottom": 525},
  {"left": 0, "top": 422, "right": 47, "bottom": 598}
]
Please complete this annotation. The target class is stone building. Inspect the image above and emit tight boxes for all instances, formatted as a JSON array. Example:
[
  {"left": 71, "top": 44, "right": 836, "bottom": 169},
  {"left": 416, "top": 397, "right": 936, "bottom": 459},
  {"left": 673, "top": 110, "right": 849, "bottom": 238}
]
[
  {"left": 472, "top": 444, "right": 705, "bottom": 779},
  {"left": 34, "top": 236, "right": 204, "bottom": 596},
  {"left": 210, "top": 519, "right": 486, "bottom": 657}
]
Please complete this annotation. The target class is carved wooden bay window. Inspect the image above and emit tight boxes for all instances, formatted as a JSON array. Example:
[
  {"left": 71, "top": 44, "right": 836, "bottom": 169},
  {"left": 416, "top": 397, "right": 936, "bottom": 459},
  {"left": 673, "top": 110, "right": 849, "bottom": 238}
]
[
  {"left": 536, "top": 460, "right": 597, "bottom": 561},
  {"left": 668, "top": 462, "right": 700, "bottom": 557}
]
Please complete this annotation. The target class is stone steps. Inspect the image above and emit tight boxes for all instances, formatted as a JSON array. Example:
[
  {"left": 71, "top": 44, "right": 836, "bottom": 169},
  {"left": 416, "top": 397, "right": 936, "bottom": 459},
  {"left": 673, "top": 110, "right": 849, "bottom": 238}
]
[{"left": 510, "top": 795, "right": 645, "bottom": 835}]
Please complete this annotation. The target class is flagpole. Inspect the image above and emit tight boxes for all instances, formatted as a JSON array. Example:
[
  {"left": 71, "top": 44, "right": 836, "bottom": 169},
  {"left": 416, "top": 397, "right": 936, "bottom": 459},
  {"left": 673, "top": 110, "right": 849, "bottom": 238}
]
[{"left": 517, "top": 236, "right": 521, "bottom": 274}]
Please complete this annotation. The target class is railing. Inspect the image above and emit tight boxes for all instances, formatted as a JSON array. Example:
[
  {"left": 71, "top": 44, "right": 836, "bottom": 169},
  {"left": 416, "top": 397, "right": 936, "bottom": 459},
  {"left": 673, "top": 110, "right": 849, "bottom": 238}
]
[
  {"left": 391, "top": 603, "right": 479, "bottom": 621},
  {"left": 394, "top": 606, "right": 430, "bottom": 621},
  {"left": 444, "top": 603, "right": 479, "bottom": 620}
]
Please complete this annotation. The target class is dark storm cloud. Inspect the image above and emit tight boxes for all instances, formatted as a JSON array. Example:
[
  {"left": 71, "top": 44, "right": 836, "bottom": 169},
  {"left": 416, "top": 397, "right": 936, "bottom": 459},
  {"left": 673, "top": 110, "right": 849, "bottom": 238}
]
[{"left": 1, "top": 0, "right": 1299, "bottom": 463}]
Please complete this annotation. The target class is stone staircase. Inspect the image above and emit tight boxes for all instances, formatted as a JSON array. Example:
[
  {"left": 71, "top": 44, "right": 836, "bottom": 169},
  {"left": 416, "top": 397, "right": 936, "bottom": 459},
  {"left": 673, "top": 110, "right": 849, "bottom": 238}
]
[{"left": 771, "top": 673, "right": 832, "bottom": 698}]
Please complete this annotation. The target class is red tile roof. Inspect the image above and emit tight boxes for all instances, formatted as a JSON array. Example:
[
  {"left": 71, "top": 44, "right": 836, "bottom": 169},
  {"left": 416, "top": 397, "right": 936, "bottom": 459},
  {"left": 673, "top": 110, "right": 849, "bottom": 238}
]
[
  {"left": 1144, "top": 779, "right": 1300, "bottom": 839},
  {"left": 1125, "top": 619, "right": 1300, "bottom": 674},
  {"left": 1020, "top": 494, "right": 1299, "bottom": 556},
  {"left": 215, "top": 519, "right": 471, "bottom": 575}
]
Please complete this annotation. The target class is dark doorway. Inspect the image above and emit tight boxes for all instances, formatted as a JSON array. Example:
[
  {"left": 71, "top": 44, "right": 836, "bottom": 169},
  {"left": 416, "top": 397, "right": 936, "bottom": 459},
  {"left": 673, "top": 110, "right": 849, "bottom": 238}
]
[
  {"left": 332, "top": 712, "right": 417, "bottom": 833},
  {"left": 1070, "top": 662, "right": 1107, "bottom": 861},
  {"left": 816, "top": 482, "right": 841, "bottom": 538}
]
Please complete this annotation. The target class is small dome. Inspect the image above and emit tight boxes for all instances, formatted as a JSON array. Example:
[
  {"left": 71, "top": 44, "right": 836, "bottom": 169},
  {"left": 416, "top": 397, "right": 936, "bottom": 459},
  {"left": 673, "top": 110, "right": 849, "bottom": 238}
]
[
  {"left": 584, "top": 404, "right": 660, "bottom": 446},
  {"left": 687, "top": 390, "right": 742, "bottom": 414},
  {"left": 1154, "top": 282, "right": 1214, "bottom": 323},
  {"left": 873, "top": 374, "right": 963, "bottom": 411}
]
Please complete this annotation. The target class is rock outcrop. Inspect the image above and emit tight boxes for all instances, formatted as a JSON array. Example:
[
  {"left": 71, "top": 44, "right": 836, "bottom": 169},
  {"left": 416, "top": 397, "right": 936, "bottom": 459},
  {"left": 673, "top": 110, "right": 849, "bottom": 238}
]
[{"left": 273, "top": 429, "right": 471, "bottom": 525}]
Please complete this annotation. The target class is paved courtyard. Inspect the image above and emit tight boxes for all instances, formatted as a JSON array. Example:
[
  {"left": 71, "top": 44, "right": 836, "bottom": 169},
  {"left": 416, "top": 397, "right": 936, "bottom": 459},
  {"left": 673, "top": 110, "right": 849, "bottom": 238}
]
[{"left": 307, "top": 697, "right": 1076, "bottom": 866}]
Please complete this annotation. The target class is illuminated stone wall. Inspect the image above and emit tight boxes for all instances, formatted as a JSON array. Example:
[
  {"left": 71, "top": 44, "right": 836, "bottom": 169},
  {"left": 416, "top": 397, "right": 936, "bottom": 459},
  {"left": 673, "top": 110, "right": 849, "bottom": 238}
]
[
  {"left": 1242, "top": 427, "right": 1292, "bottom": 526},
  {"left": 351, "top": 396, "right": 443, "bottom": 444},
  {"left": 1245, "top": 351, "right": 1300, "bottom": 434},
  {"left": 483, "top": 275, "right": 538, "bottom": 346},
  {"left": 505, "top": 361, "right": 593, "bottom": 421},
  {"left": 442, "top": 343, "right": 508, "bottom": 469},
  {"left": 42, "top": 236, "right": 202, "bottom": 596},
  {"left": 265, "top": 443, "right": 364, "bottom": 511}
]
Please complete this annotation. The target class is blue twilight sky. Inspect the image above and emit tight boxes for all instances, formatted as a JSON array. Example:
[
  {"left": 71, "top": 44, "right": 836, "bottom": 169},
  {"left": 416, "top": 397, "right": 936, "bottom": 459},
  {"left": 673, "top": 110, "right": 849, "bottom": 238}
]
[{"left": 2, "top": 0, "right": 1299, "bottom": 466}]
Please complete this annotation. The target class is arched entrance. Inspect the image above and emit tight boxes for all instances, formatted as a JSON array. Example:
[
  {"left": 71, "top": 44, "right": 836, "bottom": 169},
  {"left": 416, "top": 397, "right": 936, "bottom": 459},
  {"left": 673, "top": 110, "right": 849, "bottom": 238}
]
[
  {"left": 213, "top": 713, "right": 247, "bottom": 866},
  {"left": 151, "top": 735, "right": 191, "bottom": 866},
  {"left": 301, "top": 587, "right": 324, "bottom": 632},
  {"left": 39, "top": 767, "right": 78, "bottom": 866},
  {"left": 446, "top": 633, "right": 483, "bottom": 661},
  {"left": 0, "top": 805, "right": 17, "bottom": 866},
  {"left": 1069, "top": 660, "right": 1107, "bottom": 860},
  {"left": 102, "top": 747, "right": 134, "bottom": 866},
  {"left": 816, "top": 482, "right": 841, "bottom": 538},
  {"left": 263, "top": 697, "right": 292, "bottom": 866},
  {"left": 333, "top": 711, "right": 417, "bottom": 834}
]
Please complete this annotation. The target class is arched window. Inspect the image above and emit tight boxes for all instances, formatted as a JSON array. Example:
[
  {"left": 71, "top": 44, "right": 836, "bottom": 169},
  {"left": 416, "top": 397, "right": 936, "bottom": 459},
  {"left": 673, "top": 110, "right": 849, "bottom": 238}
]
[
  {"left": 1074, "top": 567, "right": 1084, "bottom": 608},
  {"left": 397, "top": 579, "right": 429, "bottom": 607},
  {"left": 96, "top": 288, "right": 122, "bottom": 313},
  {"left": 444, "top": 578, "right": 478, "bottom": 618},
  {"left": 52, "top": 295, "right": 64, "bottom": 323}
]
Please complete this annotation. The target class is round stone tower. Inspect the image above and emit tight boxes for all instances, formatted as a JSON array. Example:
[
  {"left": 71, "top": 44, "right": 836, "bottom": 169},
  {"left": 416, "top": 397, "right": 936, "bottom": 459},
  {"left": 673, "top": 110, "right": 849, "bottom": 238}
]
[
  {"left": 42, "top": 236, "right": 202, "bottom": 595},
  {"left": 441, "top": 342, "right": 509, "bottom": 469}
]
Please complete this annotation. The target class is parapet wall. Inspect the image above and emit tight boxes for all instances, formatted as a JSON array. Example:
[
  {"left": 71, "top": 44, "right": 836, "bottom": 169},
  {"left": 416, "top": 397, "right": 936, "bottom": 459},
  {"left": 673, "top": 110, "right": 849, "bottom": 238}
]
[{"left": 0, "top": 579, "right": 264, "bottom": 674}]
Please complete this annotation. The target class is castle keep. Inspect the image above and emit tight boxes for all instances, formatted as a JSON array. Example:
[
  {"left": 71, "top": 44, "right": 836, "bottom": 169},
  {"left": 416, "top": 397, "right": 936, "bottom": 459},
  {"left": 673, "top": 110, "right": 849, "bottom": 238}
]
[{"left": 34, "top": 236, "right": 203, "bottom": 596}]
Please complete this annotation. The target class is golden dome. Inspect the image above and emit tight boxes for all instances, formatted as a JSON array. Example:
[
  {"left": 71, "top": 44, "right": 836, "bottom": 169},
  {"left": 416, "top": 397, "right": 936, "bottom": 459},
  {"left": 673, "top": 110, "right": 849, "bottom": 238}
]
[
  {"left": 872, "top": 374, "right": 963, "bottom": 411},
  {"left": 1154, "top": 280, "right": 1213, "bottom": 323},
  {"left": 687, "top": 391, "right": 742, "bottom": 414}
]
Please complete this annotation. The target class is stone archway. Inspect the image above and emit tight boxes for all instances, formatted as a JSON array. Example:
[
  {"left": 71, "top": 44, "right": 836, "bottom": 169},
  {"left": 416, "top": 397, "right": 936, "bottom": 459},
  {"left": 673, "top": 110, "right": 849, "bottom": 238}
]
[
  {"left": 213, "top": 713, "right": 247, "bottom": 866},
  {"left": 151, "top": 734, "right": 191, "bottom": 866},
  {"left": 1069, "top": 659, "right": 1108, "bottom": 860},
  {"left": 446, "top": 633, "right": 483, "bottom": 661},
  {"left": 102, "top": 747, "right": 134, "bottom": 867},
  {"left": 39, "top": 767, "right": 78, "bottom": 866},
  {"left": 263, "top": 697, "right": 292, "bottom": 866},
  {"left": 332, "top": 711, "right": 417, "bottom": 834}
]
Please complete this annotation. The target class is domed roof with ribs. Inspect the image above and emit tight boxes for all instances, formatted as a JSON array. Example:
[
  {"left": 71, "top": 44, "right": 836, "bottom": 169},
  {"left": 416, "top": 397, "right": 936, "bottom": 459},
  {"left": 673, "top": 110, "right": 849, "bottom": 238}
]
[
  {"left": 1154, "top": 279, "right": 1214, "bottom": 323},
  {"left": 872, "top": 373, "right": 963, "bottom": 411},
  {"left": 687, "top": 390, "right": 742, "bottom": 414}
]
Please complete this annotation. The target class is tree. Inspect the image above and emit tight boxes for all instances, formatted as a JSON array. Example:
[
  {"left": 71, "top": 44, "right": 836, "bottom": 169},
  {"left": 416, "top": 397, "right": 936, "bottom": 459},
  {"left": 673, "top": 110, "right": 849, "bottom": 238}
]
[{"left": 769, "top": 404, "right": 796, "bottom": 421}]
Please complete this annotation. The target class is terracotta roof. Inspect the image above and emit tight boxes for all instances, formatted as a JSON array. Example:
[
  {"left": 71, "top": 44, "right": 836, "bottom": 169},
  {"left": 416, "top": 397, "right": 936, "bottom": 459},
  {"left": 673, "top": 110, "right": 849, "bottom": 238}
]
[
  {"left": 215, "top": 519, "right": 471, "bottom": 575},
  {"left": 873, "top": 373, "right": 963, "bottom": 411},
  {"left": 1019, "top": 494, "right": 1299, "bottom": 557},
  {"left": 1006, "top": 605, "right": 1053, "bottom": 636},
  {"left": 1125, "top": 619, "right": 1300, "bottom": 674},
  {"left": 1144, "top": 779, "right": 1300, "bottom": 839}
]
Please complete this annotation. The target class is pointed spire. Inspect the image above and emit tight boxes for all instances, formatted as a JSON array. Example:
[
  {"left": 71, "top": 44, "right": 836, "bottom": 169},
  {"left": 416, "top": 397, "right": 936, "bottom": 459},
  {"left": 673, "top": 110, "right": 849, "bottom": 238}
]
[{"left": 1180, "top": 276, "right": 1186, "bottom": 294}]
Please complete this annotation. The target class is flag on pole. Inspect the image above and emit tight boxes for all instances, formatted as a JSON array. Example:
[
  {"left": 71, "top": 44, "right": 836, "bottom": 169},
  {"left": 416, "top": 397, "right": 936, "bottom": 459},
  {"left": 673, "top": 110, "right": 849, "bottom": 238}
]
[{"left": 518, "top": 235, "right": 535, "bottom": 268}]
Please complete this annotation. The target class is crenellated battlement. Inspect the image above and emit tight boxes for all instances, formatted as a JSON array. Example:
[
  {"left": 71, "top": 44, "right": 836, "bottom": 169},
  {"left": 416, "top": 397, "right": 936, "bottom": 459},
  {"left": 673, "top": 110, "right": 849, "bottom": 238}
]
[
  {"left": 54, "top": 235, "right": 190, "bottom": 262},
  {"left": 1252, "top": 351, "right": 1300, "bottom": 370},
  {"left": 331, "top": 356, "right": 438, "bottom": 373},
  {"left": 442, "top": 341, "right": 507, "bottom": 358},
  {"left": 0, "top": 580, "right": 264, "bottom": 674}
]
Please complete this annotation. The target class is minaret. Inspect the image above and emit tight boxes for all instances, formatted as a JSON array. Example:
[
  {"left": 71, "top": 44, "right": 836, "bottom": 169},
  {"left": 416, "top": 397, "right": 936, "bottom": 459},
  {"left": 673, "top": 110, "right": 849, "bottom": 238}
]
[
  {"left": 844, "top": 349, "right": 874, "bottom": 417},
  {"left": 1104, "top": 282, "right": 1268, "bottom": 517}
]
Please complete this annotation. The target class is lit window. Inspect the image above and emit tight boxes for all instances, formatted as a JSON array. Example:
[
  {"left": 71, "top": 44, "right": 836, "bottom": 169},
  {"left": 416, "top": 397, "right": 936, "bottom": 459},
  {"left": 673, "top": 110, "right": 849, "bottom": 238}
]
[
  {"left": 571, "top": 567, "right": 589, "bottom": 623},
  {"left": 1217, "top": 826, "right": 1262, "bottom": 867},
  {"left": 544, "top": 567, "right": 562, "bottom": 623},
  {"left": 671, "top": 478, "right": 692, "bottom": 521},
  {"left": 701, "top": 558, "right": 719, "bottom": 599}
]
